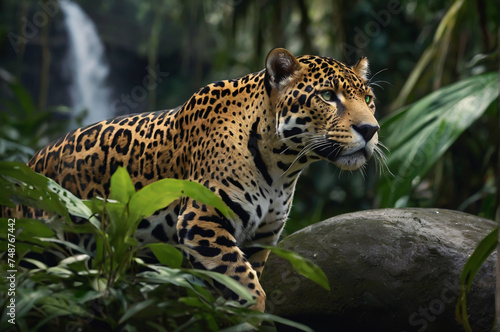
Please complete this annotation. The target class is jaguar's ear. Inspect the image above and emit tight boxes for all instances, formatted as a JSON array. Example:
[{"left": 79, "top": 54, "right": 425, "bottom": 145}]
[
  {"left": 353, "top": 57, "right": 369, "bottom": 82},
  {"left": 265, "top": 48, "right": 301, "bottom": 88}
]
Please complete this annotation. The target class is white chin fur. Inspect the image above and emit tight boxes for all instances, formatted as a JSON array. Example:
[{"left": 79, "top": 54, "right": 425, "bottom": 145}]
[{"left": 332, "top": 150, "right": 370, "bottom": 170}]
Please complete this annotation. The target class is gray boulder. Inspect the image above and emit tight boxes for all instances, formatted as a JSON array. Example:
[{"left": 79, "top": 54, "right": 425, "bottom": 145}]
[{"left": 261, "top": 208, "right": 496, "bottom": 332}]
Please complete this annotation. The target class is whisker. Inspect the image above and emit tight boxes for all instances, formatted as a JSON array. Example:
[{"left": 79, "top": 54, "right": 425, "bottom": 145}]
[
  {"left": 277, "top": 133, "right": 321, "bottom": 155},
  {"left": 278, "top": 132, "right": 317, "bottom": 143},
  {"left": 279, "top": 135, "right": 325, "bottom": 154},
  {"left": 359, "top": 163, "right": 367, "bottom": 179},
  {"left": 278, "top": 140, "right": 331, "bottom": 179},
  {"left": 367, "top": 68, "right": 388, "bottom": 85},
  {"left": 371, "top": 80, "right": 391, "bottom": 86},
  {"left": 373, "top": 144, "right": 392, "bottom": 177},
  {"left": 376, "top": 142, "right": 390, "bottom": 153},
  {"left": 369, "top": 82, "right": 385, "bottom": 91},
  {"left": 325, "top": 144, "right": 342, "bottom": 161}
]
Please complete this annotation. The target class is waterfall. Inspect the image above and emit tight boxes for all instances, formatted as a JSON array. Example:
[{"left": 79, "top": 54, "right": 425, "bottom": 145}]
[{"left": 60, "top": 0, "right": 113, "bottom": 126}]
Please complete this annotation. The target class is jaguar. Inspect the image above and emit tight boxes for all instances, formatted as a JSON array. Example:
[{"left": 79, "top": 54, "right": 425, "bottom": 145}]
[{"left": 10, "top": 48, "right": 382, "bottom": 311}]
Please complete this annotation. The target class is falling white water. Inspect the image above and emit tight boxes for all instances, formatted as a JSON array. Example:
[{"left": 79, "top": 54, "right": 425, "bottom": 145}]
[{"left": 61, "top": 0, "right": 113, "bottom": 125}]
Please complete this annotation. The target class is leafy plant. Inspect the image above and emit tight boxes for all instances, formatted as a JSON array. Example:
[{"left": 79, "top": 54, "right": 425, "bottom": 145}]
[
  {"left": 376, "top": 71, "right": 498, "bottom": 331},
  {"left": 377, "top": 72, "right": 498, "bottom": 208},
  {"left": 456, "top": 227, "right": 497, "bottom": 331},
  {"left": 0, "top": 162, "right": 326, "bottom": 331}
]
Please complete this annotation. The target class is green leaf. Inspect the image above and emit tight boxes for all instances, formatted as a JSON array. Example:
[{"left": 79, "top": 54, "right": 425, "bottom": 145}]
[
  {"left": 258, "top": 245, "right": 330, "bottom": 291},
  {"left": 145, "top": 243, "right": 184, "bottom": 268},
  {"left": 58, "top": 254, "right": 91, "bottom": 270},
  {"left": 187, "top": 281, "right": 216, "bottom": 303},
  {"left": 0, "top": 162, "right": 71, "bottom": 219},
  {"left": 46, "top": 180, "right": 101, "bottom": 231},
  {"left": 0, "top": 218, "right": 56, "bottom": 257},
  {"left": 110, "top": 167, "right": 136, "bottom": 204},
  {"left": 378, "top": 72, "right": 498, "bottom": 207},
  {"left": 40, "top": 293, "right": 87, "bottom": 316},
  {"left": 0, "top": 162, "right": 100, "bottom": 230},
  {"left": 22, "top": 258, "right": 48, "bottom": 269},
  {"left": 39, "top": 238, "right": 93, "bottom": 256},
  {"left": 178, "top": 297, "right": 206, "bottom": 308},
  {"left": 119, "top": 299, "right": 156, "bottom": 324},
  {"left": 251, "top": 312, "right": 315, "bottom": 332},
  {"left": 218, "top": 323, "right": 258, "bottom": 332},
  {"left": 3, "top": 288, "right": 52, "bottom": 327},
  {"left": 456, "top": 227, "right": 497, "bottom": 331},
  {"left": 128, "top": 178, "right": 234, "bottom": 223},
  {"left": 137, "top": 265, "right": 198, "bottom": 289},
  {"left": 188, "top": 269, "right": 255, "bottom": 304},
  {"left": 8, "top": 217, "right": 54, "bottom": 238}
]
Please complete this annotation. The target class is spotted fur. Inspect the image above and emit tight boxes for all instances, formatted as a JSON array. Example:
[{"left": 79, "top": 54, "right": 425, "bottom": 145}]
[{"left": 14, "top": 48, "right": 381, "bottom": 311}]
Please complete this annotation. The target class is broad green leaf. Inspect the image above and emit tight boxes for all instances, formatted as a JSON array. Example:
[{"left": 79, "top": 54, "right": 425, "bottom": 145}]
[
  {"left": 46, "top": 180, "right": 101, "bottom": 231},
  {"left": 145, "top": 243, "right": 183, "bottom": 268},
  {"left": 378, "top": 72, "right": 498, "bottom": 207},
  {"left": 0, "top": 162, "right": 100, "bottom": 230},
  {"left": 0, "top": 162, "right": 71, "bottom": 219},
  {"left": 110, "top": 167, "right": 136, "bottom": 204},
  {"left": 456, "top": 227, "right": 497, "bottom": 331},
  {"left": 3, "top": 218, "right": 55, "bottom": 239},
  {"left": 257, "top": 245, "right": 330, "bottom": 291},
  {"left": 128, "top": 178, "right": 234, "bottom": 223},
  {"left": 101, "top": 199, "right": 127, "bottom": 237}
]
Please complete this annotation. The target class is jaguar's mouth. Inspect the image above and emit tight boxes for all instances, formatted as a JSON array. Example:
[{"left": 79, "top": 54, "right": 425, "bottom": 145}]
[
  {"left": 332, "top": 148, "right": 371, "bottom": 170},
  {"left": 314, "top": 145, "right": 372, "bottom": 171},
  {"left": 313, "top": 144, "right": 342, "bottom": 161}
]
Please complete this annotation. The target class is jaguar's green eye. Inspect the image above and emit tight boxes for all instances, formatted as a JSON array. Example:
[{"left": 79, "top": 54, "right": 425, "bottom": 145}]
[
  {"left": 321, "top": 90, "right": 335, "bottom": 101},
  {"left": 365, "top": 95, "right": 372, "bottom": 104}
]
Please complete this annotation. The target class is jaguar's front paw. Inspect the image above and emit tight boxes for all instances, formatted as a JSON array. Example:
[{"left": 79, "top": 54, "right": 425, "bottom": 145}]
[{"left": 249, "top": 290, "right": 266, "bottom": 312}]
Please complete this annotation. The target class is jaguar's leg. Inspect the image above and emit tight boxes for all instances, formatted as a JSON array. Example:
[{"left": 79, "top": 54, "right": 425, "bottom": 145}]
[
  {"left": 243, "top": 221, "right": 286, "bottom": 279},
  {"left": 242, "top": 247, "right": 270, "bottom": 280},
  {"left": 177, "top": 199, "right": 266, "bottom": 311}
]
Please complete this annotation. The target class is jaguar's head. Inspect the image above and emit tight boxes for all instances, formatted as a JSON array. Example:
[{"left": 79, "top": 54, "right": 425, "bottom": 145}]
[{"left": 265, "top": 48, "right": 382, "bottom": 171}]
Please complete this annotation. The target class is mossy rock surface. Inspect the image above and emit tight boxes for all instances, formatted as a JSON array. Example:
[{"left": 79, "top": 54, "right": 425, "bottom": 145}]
[{"left": 261, "top": 208, "right": 495, "bottom": 332}]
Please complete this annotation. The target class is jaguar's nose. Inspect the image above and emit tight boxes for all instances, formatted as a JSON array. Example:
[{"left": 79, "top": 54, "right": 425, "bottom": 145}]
[{"left": 352, "top": 124, "right": 379, "bottom": 143}]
